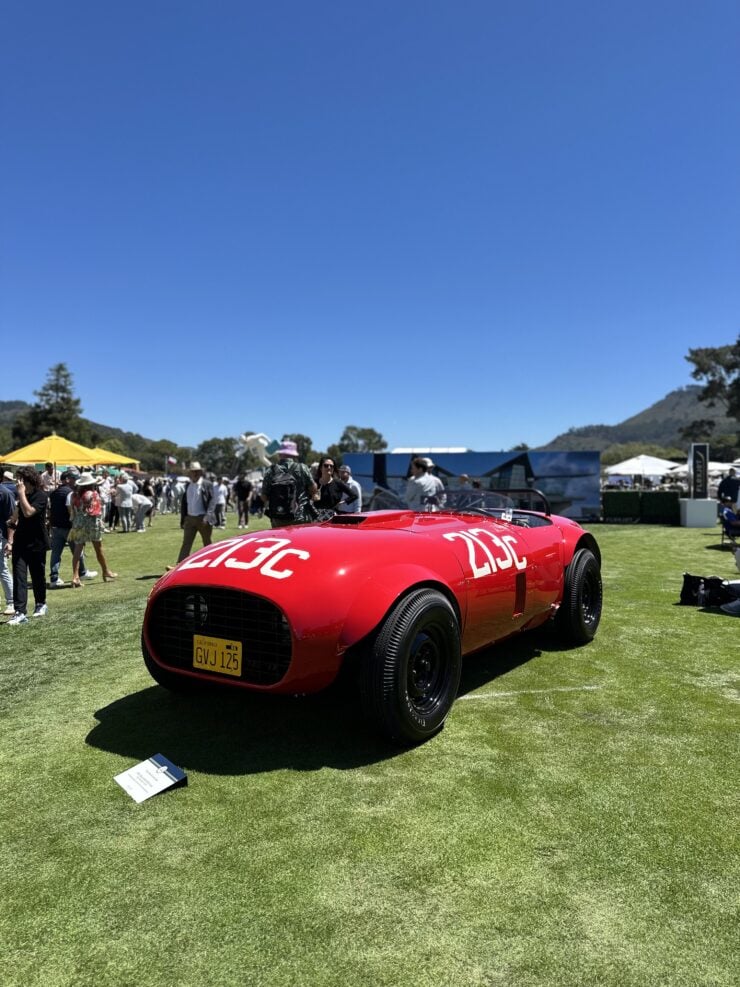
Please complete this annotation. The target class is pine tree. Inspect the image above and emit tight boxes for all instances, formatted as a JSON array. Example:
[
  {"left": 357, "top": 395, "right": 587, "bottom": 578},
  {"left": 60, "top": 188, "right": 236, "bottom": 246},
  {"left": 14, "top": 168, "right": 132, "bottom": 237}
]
[{"left": 11, "top": 363, "right": 90, "bottom": 446}]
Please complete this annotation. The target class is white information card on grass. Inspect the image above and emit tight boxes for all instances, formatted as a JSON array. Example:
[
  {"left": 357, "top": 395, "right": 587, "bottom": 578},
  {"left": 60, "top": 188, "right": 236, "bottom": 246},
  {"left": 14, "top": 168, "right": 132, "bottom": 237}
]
[{"left": 114, "top": 754, "right": 187, "bottom": 803}]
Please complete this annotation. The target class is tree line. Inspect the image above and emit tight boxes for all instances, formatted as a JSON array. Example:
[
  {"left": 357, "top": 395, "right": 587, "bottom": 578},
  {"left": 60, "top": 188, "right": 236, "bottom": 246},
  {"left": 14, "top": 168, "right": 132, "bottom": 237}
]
[
  {"left": 4, "top": 342, "right": 739, "bottom": 472},
  {"left": 3, "top": 364, "right": 388, "bottom": 475}
]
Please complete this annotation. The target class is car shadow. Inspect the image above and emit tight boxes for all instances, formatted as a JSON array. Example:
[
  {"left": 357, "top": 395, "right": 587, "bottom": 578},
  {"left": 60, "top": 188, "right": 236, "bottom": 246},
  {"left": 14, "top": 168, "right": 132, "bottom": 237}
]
[
  {"left": 86, "top": 629, "right": 562, "bottom": 776},
  {"left": 86, "top": 684, "right": 401, "bottom": 774},
  {"left": 458, "top": 634, "right": 542, "bottom": 696}
]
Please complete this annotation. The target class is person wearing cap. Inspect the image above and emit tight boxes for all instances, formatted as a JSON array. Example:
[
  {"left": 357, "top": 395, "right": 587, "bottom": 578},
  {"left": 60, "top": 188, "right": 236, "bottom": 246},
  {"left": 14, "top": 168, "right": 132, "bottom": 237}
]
[
  {"left": 336, "top": 464, "right": 363, "bottom": 514},
  {"left": 3, "top": 467, "right": 51, "bottom": 624},
  {"left": 261, "top": 441, "right": 317, "bottom": 528},
  {"left": 69, "top": 474, "right": 117, "bottom": 587},
  {"left": 405, "top": 457, "right": 446, "bottom": 512},
  {"left": 174, "top": 462, "right": 216, "bottom": 562},
  {"left": 48, "top": 470, "right": 97, "bottom": 587}
]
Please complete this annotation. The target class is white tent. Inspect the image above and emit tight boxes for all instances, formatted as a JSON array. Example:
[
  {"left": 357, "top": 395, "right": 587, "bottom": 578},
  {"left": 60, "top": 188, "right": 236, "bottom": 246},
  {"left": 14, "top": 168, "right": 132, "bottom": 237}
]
[
  {"left": 604, "top": 455, "right": 679, "bottom": 477},
  {"left": 667, "top": 461, "right": 737, "bottom": 478}
]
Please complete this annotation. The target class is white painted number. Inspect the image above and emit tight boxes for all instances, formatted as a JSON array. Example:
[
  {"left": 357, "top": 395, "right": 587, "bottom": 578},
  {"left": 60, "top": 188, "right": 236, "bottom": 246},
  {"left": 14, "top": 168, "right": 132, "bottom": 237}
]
[
  {"left": 179, "top": 537, "right": 310, "bottom": 580},
  {"left": 443, "top": 528, "right": 526, "bottom": 579}
]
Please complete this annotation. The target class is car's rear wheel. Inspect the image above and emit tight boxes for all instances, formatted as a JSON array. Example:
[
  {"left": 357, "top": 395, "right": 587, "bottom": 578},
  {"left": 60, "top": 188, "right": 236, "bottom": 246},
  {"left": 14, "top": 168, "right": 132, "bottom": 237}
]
[
  {"left": 555, "top": 548, "right": 602, "bottom": 644},
  {"left": 360, "top": 589, "right": 461, "bottom": 744}
]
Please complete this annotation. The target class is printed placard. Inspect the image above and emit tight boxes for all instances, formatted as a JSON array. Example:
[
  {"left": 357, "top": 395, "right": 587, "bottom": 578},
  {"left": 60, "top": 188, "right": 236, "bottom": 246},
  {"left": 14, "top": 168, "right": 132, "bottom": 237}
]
[{"left": 114, "top": 753, "right": 187, "bottom": 803}]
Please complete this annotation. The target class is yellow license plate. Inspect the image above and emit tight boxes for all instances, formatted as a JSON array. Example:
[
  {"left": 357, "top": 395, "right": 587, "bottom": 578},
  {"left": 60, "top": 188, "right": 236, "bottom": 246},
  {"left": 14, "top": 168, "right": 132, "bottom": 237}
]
[{"left": 193, "top": 634, "right": 242, "bottom": 678}]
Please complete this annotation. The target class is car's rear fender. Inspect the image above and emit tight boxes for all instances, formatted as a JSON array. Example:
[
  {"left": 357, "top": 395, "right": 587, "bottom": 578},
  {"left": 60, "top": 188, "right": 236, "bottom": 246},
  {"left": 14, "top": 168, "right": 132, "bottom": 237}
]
[
  {"left": 338, "top": 564, "right": 465, "bottom": 652},
  {"left": 567, "top": 531, "right": 601, "bottom": 568}
]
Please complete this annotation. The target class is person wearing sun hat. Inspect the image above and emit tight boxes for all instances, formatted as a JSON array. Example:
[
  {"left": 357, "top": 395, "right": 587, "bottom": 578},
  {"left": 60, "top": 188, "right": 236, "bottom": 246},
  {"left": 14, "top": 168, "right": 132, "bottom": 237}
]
[
  {"left": 173, "top": 461, "right": 216, "bottom": 564},
  {"left": 68, "top": 473, "right": 118, "bottom": 587},
  {"left": 48, "top": 469, "right": 97, "bottom": 588}
]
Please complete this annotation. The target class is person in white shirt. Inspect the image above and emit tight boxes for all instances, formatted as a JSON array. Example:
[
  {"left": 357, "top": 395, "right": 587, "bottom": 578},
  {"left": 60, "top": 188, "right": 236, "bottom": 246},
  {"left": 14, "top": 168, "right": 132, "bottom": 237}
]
[
  {"left": 213, "top": 478, "right": 229, "bottom": 529},
  {"left": 98, "top": 469, "right": 113, "bottom": 530},
  {"left": 132, "top": 492, "right": 153, "bottom": 532},
  {"left": 170, "top": 463, "right": 216, "bottom": 565},
  {"left": 115, "top": 472, "right": 137, "bottom": 532},
  {"left": 336, "top": 465, "right": 363, "bottom": 513},
  {"left": 405, "top": 457, "right": 446, "bottom": 512},
  {"left": 39, "top": 462, "right": 59, "bottom": 492}
]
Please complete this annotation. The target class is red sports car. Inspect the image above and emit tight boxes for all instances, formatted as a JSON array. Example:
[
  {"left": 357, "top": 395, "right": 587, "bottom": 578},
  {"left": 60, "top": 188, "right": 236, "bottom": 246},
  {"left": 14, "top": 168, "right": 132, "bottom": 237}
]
[{"left": 142, "top": 503, "right": 602, "bottom": 744}]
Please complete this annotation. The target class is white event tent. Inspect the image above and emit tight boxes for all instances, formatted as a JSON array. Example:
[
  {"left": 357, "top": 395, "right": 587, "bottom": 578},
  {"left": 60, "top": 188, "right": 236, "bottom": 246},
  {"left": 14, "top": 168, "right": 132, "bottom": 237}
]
[
  {"left": 604, "top": 454, "right": 679, "bottom": 479},
  {"left": 665, "top": 461, "right": 737, "bottom": 478}
]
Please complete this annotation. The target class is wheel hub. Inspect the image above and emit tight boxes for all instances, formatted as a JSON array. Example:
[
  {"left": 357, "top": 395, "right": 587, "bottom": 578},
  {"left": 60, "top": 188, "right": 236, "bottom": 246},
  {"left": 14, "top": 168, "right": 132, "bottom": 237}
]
[{"left": 408, "top": 632, "right": 442, "bottom": 704}]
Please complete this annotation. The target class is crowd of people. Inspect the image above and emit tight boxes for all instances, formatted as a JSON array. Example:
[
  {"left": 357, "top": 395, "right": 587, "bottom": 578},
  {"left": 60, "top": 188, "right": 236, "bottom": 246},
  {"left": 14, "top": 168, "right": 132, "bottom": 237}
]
[
  {"left": 0, "top": 463, "right": 127, "bottom": 624},
  {"left": 6, "top": 449, "right": 737, "bottom": 626},
  {"left": 0, "top": 447, "right": 369, "bottom": 621}
]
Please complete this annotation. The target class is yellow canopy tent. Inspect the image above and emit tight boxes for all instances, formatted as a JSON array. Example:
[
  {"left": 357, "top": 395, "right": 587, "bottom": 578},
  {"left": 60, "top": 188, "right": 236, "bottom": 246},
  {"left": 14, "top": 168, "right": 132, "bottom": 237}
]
[
  {"left": 0, "top": 434, "right": 103, "bottom": 467},
  {"left": 88, "top": 447, "right": 141, "bottom": 468}
]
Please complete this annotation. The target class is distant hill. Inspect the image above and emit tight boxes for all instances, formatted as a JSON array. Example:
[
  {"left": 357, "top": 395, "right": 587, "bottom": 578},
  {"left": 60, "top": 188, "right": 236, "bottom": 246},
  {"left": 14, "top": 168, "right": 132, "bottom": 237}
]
[
  {"left": 538, "top": 386, "right": 736, "bottom": 452},
  {"left": 0, "top": 400, "right": 29, "bottom": 428}
]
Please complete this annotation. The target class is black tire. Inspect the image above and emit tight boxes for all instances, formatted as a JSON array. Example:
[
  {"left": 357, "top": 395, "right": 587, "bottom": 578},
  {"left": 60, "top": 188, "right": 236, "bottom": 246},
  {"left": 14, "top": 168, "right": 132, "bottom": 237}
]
[
  {"left": 555, "top": 548, "right": 602, "bottom": 644},
  {"left": 142, "top": 633, "right": 199, "bottom": 693},
  {"left": 360, "top": 589, "right": 462, "bottom": 744}
]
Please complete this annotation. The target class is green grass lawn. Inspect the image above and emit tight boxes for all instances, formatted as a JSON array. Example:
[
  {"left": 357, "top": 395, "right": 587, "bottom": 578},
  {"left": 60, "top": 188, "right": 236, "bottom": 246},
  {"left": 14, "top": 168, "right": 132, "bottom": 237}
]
[{"left": 1, "top": 514, "right": 737, "bottom": 987}]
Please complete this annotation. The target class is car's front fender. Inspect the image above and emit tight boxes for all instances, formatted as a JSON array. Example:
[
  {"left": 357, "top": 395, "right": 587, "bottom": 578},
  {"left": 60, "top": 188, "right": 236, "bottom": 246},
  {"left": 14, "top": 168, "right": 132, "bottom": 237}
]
[{"left": 337, "top": 563, "right": 467, "bottom": 652}]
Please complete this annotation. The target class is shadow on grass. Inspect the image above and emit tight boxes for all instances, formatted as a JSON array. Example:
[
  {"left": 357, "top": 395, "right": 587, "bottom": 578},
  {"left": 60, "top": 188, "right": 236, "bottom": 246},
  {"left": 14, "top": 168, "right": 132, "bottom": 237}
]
[
  {"left": 86, "top": 684, "right": 402, "bottom": 774},
  {"left": 458, "top": 633, "right": 544, "bottom": 696},
  {"left": 86, "top": 629, "right": 558, "bottom": 775}
]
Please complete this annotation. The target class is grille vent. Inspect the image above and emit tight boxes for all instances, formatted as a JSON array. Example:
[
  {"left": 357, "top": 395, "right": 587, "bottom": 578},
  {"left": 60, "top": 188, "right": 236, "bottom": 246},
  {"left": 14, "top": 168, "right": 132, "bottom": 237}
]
[{"left": 148, "top": 586, "right": 292, "bottom": 685}]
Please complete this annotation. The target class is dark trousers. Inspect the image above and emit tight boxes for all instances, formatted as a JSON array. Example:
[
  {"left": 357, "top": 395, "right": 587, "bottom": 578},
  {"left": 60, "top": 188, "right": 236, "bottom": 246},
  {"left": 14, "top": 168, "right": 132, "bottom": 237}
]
[
  {"left": 177, "top": 515, "right": 212, "bottom": 562},
  {"left": 12, "top": 546, "right": 47, "bottom": 614}
]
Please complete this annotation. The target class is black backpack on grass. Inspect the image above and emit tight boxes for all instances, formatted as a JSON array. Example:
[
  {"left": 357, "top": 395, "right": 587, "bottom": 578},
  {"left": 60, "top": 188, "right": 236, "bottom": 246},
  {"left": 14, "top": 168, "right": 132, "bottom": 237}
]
[{"left": 680, "top": 574, "right": 735, "bottom": 607}]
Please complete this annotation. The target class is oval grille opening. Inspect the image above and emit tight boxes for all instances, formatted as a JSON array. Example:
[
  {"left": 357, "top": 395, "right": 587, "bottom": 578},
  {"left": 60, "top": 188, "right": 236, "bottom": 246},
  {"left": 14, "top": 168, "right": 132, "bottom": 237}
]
[{"left": 148, "top": 587, "right": 292, "bottom": 685}]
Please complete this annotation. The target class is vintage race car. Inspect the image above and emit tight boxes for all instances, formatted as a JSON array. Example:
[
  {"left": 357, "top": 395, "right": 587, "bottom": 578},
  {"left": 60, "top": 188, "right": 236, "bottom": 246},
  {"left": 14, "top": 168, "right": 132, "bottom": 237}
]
[{"left": 142, "top": 503, "right": 602, "bottom": 744}]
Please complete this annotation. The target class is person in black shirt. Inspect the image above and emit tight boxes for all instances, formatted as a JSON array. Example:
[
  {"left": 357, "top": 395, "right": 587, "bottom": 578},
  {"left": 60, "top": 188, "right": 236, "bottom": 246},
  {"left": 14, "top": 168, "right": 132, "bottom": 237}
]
[
  {"left": 717, "top": 469, "right": 740, "bottom": 506},
  {"left": 314, "top": 457, "right": 358, "bottom": 519},
  {"left": 233, "top": 474, "right": 253, "bottom": 529},
  {"left": 4, "top": 467, "right": 51, "bottom": 624}
]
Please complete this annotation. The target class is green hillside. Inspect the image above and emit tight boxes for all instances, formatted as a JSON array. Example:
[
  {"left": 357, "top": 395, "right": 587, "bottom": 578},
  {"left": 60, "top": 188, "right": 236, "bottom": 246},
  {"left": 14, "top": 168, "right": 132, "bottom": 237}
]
[{"left": 539, "top": 386, "right": 736, "bottom": 452}]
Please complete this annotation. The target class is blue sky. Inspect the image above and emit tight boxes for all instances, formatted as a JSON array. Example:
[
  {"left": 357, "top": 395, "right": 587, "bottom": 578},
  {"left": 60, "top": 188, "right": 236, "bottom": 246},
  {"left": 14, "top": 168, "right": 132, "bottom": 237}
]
[{"left": 2, "top": 1, "right": 738, "bottom": 453}]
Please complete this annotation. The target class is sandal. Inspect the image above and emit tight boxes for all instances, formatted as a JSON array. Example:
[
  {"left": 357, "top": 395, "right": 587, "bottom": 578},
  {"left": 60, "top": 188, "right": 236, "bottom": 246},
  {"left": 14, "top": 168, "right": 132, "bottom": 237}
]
[
  {"left": 103, "top": 572, "right": 118, "bottom": 582},
  {"left": 71, "top": 579, "right": 84, "bottom": 588}
]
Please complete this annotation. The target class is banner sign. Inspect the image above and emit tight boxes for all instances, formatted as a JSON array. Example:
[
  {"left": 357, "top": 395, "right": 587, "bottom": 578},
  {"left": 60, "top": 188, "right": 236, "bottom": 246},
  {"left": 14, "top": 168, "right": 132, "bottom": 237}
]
[{"left": 689, "top": 443, "right": 709, "bottom": 499}]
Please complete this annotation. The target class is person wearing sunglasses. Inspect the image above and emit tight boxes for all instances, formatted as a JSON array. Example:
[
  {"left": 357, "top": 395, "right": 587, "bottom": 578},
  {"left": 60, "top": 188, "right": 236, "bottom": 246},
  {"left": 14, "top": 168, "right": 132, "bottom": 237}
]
[{"left": 314, "top": 458, "right": 358, "bottom": 520}]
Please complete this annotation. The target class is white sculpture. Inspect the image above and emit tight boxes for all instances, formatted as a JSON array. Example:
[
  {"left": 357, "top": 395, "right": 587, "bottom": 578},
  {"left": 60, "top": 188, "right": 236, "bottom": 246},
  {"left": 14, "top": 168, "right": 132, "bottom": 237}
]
[{"left": 241, "top": 433, "right": 274, "bottom": 468}]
